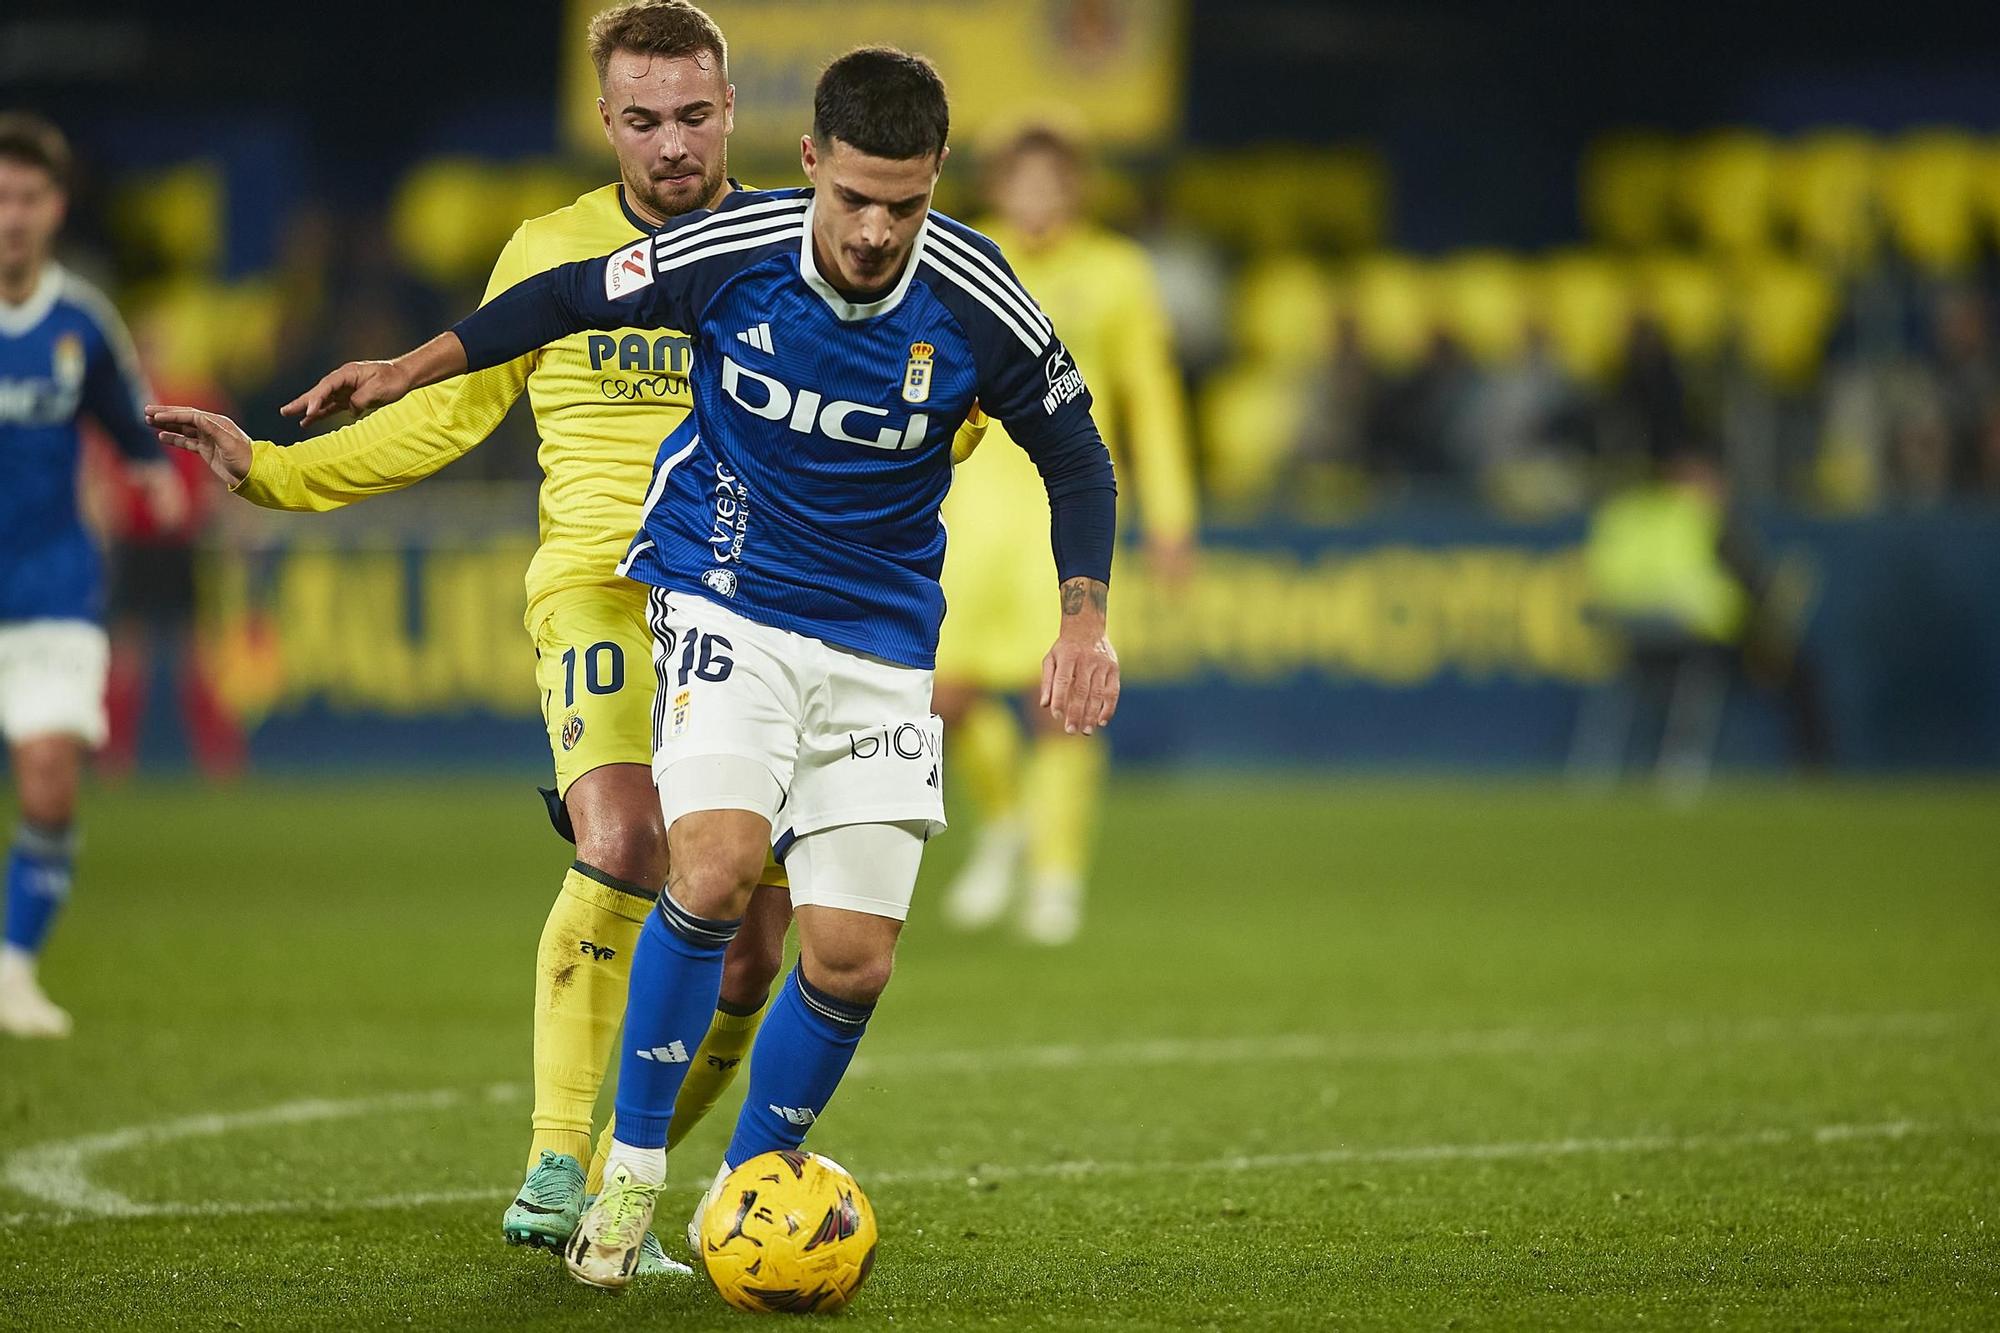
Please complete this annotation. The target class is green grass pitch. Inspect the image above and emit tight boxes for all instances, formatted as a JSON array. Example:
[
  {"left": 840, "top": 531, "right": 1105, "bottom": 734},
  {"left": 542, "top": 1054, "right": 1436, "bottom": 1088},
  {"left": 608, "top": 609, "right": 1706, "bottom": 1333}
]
[{"left": 0, "top": 775, "right": 1996, "bottom": 1330}]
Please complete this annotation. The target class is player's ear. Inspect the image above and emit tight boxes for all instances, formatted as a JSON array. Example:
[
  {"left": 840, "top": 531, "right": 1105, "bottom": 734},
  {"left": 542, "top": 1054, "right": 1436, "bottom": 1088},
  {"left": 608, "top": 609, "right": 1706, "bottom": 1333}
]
[
  {"left": 937, "top": 145, "right": 951, "bottom": 178},
  {"left": 801, "top": 134, "right": 818, "bottom": 183},
  {"left": 597, "top": 96, "right": 613, "bottom": 144},
  {"left": 723, "top": 85, "right": 735, "bottom": 137}
]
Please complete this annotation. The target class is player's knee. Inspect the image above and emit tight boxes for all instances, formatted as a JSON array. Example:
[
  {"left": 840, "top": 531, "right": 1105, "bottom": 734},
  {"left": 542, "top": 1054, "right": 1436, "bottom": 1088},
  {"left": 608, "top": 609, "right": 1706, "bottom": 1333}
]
[
  {"left": 802, "top": 949, "right": 895, "bottom": 1006},
  {"left": 14, "top": 744, "right": 80, "bottom": 828},
  {"left": 665, "top": 836, "right": 765, "bottom": 922},
  {"left": 573, "top": 817, "right": 667, "bottom": 892}
]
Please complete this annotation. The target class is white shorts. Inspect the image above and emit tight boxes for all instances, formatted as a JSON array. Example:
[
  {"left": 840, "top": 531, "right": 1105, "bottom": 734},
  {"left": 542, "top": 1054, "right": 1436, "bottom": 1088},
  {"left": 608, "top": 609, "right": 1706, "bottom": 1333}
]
[
  {"left": 0, "top": 619, "right": 108, "bottom": 747},
  {"left": 646, "top": 588, "right": 946, "bottom": 850}
]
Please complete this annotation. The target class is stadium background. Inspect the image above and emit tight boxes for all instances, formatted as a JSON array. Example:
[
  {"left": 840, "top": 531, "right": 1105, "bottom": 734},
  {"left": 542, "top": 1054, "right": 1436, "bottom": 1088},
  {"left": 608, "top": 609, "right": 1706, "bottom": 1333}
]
[
  {"left": 9, "top": 0, "right": 2000, "bottom": 777},
  {"left": 6, "top": 4, "right": 2000, "bottom": 1328}
]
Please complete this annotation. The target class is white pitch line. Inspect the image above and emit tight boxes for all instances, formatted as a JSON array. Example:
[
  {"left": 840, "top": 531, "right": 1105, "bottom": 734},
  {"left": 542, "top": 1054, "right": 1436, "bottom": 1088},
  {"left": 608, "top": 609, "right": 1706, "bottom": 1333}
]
[
  {"left": 0, "top": 1009, "right": 1986, "bottom": 1231},
  {"left": 2, "top": 1117, "right": 1980, "bottom": 1232},
  {"left": 847, "top": 1009, "right": 1973, "bottom": 1077}
]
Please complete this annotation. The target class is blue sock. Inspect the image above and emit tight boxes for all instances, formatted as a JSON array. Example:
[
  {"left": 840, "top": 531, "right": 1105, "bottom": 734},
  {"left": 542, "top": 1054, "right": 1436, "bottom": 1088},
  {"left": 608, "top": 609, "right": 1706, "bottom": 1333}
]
[
  {"left": 724, "top": 966, "right": 874, "bottom": 1168},
  {"left": 611, "top": 893, "right": 741, "bottom": 1150},
  {"left": 5, "top": 823, "right": 76, "bottom": 957}
]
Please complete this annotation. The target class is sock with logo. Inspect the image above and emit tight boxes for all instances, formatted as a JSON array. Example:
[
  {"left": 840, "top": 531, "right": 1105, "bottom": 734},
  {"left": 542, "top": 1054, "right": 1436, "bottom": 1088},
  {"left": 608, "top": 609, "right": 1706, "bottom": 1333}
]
[
  {"left": 958, "top": 696, "right": 1024, "bottom": 822},
  {"left": 723, "top": 967, "right": 874, "bottom": 1168},
  {"left": 525, "top": 862, "right": 652, "bottom": 1176},
  {"left": 586, "top": 996, "right": 769, "bottom": 1193},
  {"left": 5, "top": 822, "right": 76, "bottom": 960},
  {"left": 1023, "top": 732, "right": 1107, "bottom": 885},
  {"left": 610, "top": 892, "right": 741, "bottom": 1155}
]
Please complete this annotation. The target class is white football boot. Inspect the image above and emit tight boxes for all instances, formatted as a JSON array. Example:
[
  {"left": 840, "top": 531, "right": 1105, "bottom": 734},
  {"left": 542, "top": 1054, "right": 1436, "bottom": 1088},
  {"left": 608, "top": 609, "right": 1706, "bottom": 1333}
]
[
  {"left": 942, "top": 816, "right": 1025, "bottom": 931},
  {"left": 1019, "top": 870, "right": 1084, "bottom": 946},
  {"left": 563, "top": 1163, "right": 661, "bottom": 1290},
  {"left": 0, "top": 951, "right": 71, "bottom": 1038},
  {"left": 686, "top": 1160, "right": 731, "bottom": 1256}
]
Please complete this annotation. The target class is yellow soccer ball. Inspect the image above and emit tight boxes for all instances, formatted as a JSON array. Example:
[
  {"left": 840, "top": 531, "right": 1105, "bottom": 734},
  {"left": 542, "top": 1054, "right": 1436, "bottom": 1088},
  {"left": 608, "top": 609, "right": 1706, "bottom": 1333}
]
[{"left": 697, "top": 1150, "right": 879, "bottom": 1315}]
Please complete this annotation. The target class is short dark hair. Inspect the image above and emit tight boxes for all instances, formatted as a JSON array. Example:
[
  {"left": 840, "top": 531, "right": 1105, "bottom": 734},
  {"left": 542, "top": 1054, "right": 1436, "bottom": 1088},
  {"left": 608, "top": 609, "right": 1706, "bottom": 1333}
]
[
  {"left": 0, "top": 112, "right": 72, "bottom": 191},
  {"left": 813, "top": 47, "right": 949, "bottom": 161},
  {"left": 993, "top": 123, "right": 1085, "bottom": 175},
  {"left": 587, "top": 0, "right": 727, "bottom": 84}
]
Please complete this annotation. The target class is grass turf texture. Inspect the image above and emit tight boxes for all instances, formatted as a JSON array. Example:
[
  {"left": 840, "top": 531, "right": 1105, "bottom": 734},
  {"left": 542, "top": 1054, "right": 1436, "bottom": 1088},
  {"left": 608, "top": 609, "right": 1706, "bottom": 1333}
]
[{"left": 0, "top": 776, "right": 1995, "bottom": 1331}]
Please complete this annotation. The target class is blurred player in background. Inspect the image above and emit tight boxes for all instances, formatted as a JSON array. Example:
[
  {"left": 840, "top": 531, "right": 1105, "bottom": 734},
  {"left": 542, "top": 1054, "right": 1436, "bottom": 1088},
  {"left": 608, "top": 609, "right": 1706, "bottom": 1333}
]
[
  {"left": 150, "top": 2, "right": 765, "bottom": 1272},
  {"left": 936, "top": 123, "right": 1197, "bottom": 944},
  {"left": 0, "top": 113, "right": 183, "bottom": 1037}
]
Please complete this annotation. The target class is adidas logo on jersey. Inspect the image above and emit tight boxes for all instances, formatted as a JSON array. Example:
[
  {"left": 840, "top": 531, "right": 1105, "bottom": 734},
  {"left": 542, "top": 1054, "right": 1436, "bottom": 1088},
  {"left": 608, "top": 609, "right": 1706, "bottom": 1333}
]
[
  {"left": 767, "top": 1104, "right": 818, "bottom": 1126},
  {"left": 734, "top": 322, "right": 775, "bottom": 354},
  {"left": 635, "top": 1041, "right": 690, "bottom": 1063},
  {"left": 721, "top": 354, "right": 931, "bottom": 453}
]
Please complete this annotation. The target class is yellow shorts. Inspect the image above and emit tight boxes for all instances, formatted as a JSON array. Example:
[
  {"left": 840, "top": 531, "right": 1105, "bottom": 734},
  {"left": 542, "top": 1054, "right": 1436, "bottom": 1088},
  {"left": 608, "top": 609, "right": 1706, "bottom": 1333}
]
[{"left": 533, "top": 583, "right": 788, "bottom": 889}]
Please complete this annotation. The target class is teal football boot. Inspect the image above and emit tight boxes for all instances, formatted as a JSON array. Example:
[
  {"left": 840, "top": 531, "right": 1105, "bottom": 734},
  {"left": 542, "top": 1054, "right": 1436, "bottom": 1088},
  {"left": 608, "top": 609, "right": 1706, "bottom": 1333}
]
[{"left": 502, "top": 1151, "right": 586, "bottom": 1250}]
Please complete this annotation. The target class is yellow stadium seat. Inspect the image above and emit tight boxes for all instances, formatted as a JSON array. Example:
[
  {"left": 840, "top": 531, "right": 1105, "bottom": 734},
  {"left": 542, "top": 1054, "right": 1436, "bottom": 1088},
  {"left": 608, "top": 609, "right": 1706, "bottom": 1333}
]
[
  {"left": 1775, "top": 131, "right": 1880, "bottom": 267},
  {"left": 1676, "top": 130, "right": 1780, "bottom": 254},
  {"left": 1537, "top": 250, "right": 1633, "bottom": 383},
  {"left": 1196, "top": 361, "right": 1311, "bottom": 507},
  {"left": 113, "top": 163, "right": 227, "bottom": 273},
  {"left": 1168, "top": 151, "right": 1258, "bottom": 251},
  {"left": 1435, "top": 250, "right": 1531, "bottom": 365},
  {"left": 1344, "top": 253, "right": 1436, "bottom": 372},
  {"left": 1290, "top": 147, "right": 1387, "bottom": 251},
  {"left": 1581, "top": 133, "right": 1679, "bottom": 248},
  {"left": 1730, "top": 252, "right": 1840, "bottom": 388},
  {"left": 1631, "top": 251, "right": 1729, "bottom": 361},
  {"left": 1232, "top": 254, "right": 1335, "bottom": 368},
  {"left": 1879, "top": 130, "right": 1981, "bottom": 271},
  {"left": 391, "top": 158, "right": 513, "bottom": 286}
]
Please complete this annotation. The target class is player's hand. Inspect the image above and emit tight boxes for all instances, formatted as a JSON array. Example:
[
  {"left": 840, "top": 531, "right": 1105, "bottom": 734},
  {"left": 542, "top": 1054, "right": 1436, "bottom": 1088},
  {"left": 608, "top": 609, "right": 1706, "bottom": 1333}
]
[
  {"left": 281, "top": 359, "right": 414, "bottom": 426},
  {"left": 1041, "top": 577, "right": 1120, "bottom": 735},
  {"left": 146, "top": 405, "right": 254, "bottom": 486}
]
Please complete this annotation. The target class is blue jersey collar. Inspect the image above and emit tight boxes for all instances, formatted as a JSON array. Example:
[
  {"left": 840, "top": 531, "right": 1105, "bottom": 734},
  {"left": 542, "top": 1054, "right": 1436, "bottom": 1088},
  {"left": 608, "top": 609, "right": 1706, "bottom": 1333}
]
[
  {"left": 0, "top": 263, "right": 63, "bottom": 337},
  {"left": 797, "top": 194, "right": 929, "bottom": 323}
]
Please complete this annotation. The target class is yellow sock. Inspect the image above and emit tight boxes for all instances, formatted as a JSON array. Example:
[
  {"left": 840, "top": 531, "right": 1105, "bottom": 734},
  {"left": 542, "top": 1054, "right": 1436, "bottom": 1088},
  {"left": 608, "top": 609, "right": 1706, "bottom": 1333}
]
[
  {"left": 1023, "top": 731, "right": 1108, "bottom": 880},
  {"left": 957, "top": 695, "right": 1025, "bottom": 821},
  {"left": 526, "top": 863, "right": 652, "bottom": 1176},
  {"left": 586, "top": 1000, "right": 768, "bottom": 1192}
]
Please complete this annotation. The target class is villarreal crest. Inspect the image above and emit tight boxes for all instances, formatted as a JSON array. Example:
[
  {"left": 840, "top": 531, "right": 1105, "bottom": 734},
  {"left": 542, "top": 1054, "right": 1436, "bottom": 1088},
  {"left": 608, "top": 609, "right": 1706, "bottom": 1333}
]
[{"left": 901, "top": 341, "right": 934, "bottom": 404}]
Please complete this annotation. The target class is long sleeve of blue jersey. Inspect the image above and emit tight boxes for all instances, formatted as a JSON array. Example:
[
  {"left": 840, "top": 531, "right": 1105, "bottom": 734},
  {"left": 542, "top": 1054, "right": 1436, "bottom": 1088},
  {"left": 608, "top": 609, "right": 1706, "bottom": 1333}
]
[
  {"left": 76, "top": 289, "right": 160, "bottom": 461},
  {"left": 454, "top": 192, "right": 809, "bottom": 370},
  {"left": 925, "top": 222, "right": 1118, "bottom": 586}
]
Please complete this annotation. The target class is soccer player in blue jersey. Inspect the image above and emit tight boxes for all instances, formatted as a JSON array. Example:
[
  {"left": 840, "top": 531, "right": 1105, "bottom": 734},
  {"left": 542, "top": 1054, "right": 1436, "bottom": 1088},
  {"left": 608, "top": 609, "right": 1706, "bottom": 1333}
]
[
  {"left": 286, "top": 48, "right": 1120, "bottom": 1289},
  {"left": 0, "top": 114, "right": 181, "bottom": 1038}
]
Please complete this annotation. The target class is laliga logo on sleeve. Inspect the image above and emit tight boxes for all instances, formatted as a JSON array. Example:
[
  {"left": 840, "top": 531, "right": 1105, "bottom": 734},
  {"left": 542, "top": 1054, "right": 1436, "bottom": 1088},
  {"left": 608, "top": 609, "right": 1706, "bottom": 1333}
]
[{"left": 604, "top": 242, "right": 655, "bottom": 300}]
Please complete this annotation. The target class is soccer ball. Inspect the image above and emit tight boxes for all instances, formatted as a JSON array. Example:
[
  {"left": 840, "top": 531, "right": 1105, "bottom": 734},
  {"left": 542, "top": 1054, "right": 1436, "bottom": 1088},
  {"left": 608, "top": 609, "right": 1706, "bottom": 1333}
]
[{"left": 697, "top": 1150, "right": 879, "bottom": 1314}]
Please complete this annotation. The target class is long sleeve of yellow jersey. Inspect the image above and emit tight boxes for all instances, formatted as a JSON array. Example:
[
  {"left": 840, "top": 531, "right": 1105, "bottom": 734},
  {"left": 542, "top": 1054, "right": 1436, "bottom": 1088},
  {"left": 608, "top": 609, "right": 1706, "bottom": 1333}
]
[
  {"left": 1103, "top": 245, "right": 1199, "bottom": 544},
  {"left": 232, "top": 226, "right": 536, "bottom": 511}
]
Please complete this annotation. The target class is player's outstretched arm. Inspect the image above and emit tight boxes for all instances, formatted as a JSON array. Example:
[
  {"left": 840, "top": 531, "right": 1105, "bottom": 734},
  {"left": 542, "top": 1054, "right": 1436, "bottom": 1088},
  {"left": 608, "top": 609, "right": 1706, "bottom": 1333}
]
[
  {"left": 1042, "top": 575, "right": 1120, "bottom": 735},
  {"left": 283, "top": 333, "right": 468, "bottom": 428},
  {"left": 146, "top": 406, "right": 254, "bottom": 485}
]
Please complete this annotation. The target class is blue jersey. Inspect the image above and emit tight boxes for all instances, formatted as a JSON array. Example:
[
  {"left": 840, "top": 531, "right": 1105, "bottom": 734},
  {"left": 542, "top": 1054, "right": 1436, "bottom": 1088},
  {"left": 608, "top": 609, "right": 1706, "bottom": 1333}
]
[
  {"left": 1, "top": 265, "right": 158, "bottom": 623},
  {"left": 456, "top": 187, "right": 1115, "bottom": 670}
]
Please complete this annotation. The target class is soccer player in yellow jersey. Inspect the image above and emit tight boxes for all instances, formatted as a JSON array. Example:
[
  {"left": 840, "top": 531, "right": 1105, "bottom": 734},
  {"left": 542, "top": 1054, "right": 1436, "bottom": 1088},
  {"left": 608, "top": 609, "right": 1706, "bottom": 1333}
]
[
  {"left": 935, "top": 123, "right": 1198, "bottom": 945},
  {"left": 146, "top": 1, "right": 992, "bottom": 1273}
]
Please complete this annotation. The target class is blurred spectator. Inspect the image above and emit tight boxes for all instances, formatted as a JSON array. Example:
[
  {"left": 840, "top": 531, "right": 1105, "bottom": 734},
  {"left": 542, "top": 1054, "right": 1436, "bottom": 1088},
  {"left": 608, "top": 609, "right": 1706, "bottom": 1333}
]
[{"left": 1575, "top": 450, "right": 1830, "bottom": 798}]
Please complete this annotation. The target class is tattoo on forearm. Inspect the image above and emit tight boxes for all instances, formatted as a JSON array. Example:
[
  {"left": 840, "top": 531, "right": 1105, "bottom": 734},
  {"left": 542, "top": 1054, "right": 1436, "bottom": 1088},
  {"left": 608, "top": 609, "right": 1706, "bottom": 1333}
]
[{"left": 1060, "top": 577, "right": 1109, "bottom": 617}]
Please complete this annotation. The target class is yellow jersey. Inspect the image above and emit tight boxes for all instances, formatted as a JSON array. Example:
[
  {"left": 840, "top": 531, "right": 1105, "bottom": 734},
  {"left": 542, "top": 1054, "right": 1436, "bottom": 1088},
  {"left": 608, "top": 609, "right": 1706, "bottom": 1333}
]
[
  {"left": 235, "top": 184, "right": 696, "bottom": 630},
  {"left": 968, "top": 220, "right": 1197, "bottom": 544}
]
